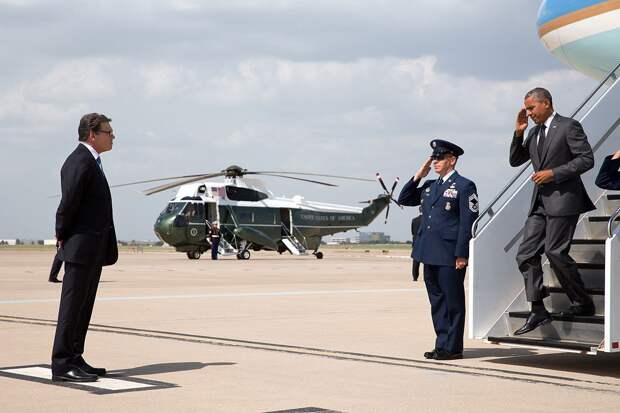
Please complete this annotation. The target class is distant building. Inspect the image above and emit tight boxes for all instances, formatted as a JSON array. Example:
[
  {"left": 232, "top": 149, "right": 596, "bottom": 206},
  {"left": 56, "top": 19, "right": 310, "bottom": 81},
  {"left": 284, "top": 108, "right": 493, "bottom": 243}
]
[
  {"left": 44, "top": 239, "right": 57, "bottom": 246},
  {"left": 358, "top": 232, "right": 391, "bottom": 243}
]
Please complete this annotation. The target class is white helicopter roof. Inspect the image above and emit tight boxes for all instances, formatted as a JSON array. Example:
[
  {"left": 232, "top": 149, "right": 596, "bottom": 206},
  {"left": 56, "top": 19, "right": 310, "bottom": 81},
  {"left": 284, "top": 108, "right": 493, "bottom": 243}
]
[{"left": 169, "top": 177, "right": 363, "bottom": 214}]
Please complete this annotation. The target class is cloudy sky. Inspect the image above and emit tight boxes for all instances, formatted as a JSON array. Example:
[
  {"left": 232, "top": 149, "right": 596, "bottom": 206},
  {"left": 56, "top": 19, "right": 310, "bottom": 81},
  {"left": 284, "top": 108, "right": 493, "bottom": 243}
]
[{"left": 0, "top": 0, "right": 597, "bottom": 242}]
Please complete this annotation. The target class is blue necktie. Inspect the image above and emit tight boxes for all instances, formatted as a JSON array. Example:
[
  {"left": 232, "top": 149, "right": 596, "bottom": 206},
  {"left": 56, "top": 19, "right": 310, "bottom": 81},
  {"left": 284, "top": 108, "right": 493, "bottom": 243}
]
[{"left": 96, "top": 157, "right": 104, "bottom": 174}]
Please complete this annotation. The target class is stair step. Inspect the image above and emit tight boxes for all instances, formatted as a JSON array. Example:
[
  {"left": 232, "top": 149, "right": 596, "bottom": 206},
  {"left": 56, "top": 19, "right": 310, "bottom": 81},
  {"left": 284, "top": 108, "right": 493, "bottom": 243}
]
[
  {"left": 589, "top": 216, "right": 620, "bottom": 222},
  {"left": 576, "top": 262, "right": 604, "bottom": 270},
  {"left": 547, "top": 286, "right": 604, "bottom": 295},
  {"left": 487, "top": 336, "right": 598, "bottom": 352},
  {"left": 509, "top": 311, "right": 604, "bottom": 324},
  {"left": 571, "top": 239, "right": 605, "bottom": 245}
]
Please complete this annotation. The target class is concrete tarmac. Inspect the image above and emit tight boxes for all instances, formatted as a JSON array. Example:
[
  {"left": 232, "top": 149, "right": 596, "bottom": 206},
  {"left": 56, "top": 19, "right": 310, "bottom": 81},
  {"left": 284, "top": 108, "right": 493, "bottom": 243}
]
[{"left": 2, "top": 248, "right": 620, "bottom": 413}]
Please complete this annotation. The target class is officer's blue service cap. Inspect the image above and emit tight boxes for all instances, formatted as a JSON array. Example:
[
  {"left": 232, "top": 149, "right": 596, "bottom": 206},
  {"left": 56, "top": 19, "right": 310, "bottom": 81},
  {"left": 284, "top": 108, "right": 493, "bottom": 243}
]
[{"left": 430, "top": 139, "right": 464, "bottom": 158}]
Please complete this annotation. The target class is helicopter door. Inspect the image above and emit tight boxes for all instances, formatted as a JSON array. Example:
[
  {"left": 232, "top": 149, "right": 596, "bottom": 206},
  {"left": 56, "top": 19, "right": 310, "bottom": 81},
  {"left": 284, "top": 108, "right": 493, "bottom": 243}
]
[
  {"left": 185, "top": 202, "right": 206, "bottom": 242},
  {"left": 280, "top": 208, "right": 292, "bottom": 236},
  {"left": 205, "top": 202, "right": 218, "bottom": 223}
]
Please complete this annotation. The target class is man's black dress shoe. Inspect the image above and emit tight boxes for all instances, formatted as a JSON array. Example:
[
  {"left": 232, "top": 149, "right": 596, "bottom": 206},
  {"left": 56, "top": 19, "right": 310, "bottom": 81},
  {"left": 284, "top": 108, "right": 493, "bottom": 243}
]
[
  {"left": 423, "top": 349, "right": 438, "bottom": 359},
  {"left": 514, "top": 311, "right": 552, "bottom": 335},
  {"left": 560, "top": 302, "right": 595, "bottom": 317},
  {"left": 48, "top": 278, "right": 61, "bottom": 283},
  {"left": 80, "top": 362, "right": 106, "bottom": 376},
  {"left": 433, "top": 349, "right": 463, "bottom": 360},
  {"left": 52, "top": 367, "right": 98, "bottom": 382}
]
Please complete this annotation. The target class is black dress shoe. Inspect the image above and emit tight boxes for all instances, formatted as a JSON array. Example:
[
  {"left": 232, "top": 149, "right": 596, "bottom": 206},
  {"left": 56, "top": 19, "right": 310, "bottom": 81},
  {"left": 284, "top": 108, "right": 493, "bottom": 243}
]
[
  {"left": 80, "top": 362, "right": 107, "bottom": 376},
  {"left": 423, "top": 349, "right": 438, "bottom": 359},
  {"left": 560, "top": 302, "right": 595, "bottom": 317},
  {"left": 514, "top": 311, "right": 552, "bottom": 335},
  {"left": 52, "top": 367, "right": 98, "bottom": 382},
  {"left": 48, "top": 278, "right": 61, "bottom": 283},
  {"left": 433, "top": 349, "right": 463, "bottom": 360}
]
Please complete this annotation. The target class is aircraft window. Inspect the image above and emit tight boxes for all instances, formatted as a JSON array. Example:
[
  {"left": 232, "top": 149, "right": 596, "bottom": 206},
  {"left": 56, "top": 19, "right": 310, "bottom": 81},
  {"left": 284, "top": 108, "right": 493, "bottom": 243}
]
[
  {"left": 163, "top": 203, "right": 186, "bottom": 215},
  {"left": 225, "top": 186, "right": 268, "bottom": 201}
]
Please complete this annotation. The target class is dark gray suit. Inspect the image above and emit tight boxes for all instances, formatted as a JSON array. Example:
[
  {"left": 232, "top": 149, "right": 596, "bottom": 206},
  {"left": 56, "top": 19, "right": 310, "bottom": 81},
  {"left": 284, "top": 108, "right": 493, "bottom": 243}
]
[
  {"left": 52, "top": 144, "right": 118, "bottom": 375},
  {"left": 595, "top": 155, "right": 620, "bottom": 190},
  {"left": 509, "top": 114, "right": 595, "bottom": 304}
]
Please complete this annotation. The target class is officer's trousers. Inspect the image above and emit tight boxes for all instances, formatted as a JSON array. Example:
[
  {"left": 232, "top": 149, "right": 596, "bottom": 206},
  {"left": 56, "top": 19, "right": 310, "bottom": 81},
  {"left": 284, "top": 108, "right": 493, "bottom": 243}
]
[{"left": 424, "top": 264, "right": 466, "bottom": 354}]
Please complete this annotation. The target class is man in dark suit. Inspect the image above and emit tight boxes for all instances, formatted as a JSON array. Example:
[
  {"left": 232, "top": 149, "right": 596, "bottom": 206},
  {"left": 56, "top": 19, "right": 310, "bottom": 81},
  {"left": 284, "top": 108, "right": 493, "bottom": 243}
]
[
  {"left": 398, "top": 140, "right": 479, "bottom": 360},
  {"left": 48, "top": 250, "right": 63, "bottom": 283},
  {"left": 509, "top": 88, "right": 595, "bottom": 336},
  {"left": 595, "top": 150, "right": 620, "bottom": 190},
  {"left": 51, "top": 113, "right": 118, "bottom": 382}
]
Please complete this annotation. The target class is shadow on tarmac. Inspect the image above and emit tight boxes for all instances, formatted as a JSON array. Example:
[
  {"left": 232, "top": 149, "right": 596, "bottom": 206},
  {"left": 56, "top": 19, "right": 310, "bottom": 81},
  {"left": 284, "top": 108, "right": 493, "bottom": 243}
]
[
  {"left": 485, "top": 352, "right": 620, "bottom": 379},
  {"left": 108, "top": 361, "right": 235, "bottom": 377}
]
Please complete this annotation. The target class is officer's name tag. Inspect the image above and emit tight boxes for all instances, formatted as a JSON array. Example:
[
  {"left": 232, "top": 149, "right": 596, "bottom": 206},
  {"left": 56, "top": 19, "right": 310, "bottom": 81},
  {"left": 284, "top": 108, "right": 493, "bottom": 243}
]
[{"left": 443, "top": 188, "right": 458, "bottom": 198}]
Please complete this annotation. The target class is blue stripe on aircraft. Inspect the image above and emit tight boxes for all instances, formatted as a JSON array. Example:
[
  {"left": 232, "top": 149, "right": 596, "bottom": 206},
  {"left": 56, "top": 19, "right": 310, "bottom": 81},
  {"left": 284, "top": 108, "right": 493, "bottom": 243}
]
[{"left": 537, "top": 0, "right": 610, "bottom": 26}]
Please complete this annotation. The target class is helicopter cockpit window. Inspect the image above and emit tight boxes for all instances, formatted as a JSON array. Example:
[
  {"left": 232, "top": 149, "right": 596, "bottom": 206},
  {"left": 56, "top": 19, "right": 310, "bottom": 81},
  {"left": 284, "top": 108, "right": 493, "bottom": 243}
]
[
  {"left": 225, "top": 186, "right": 268, "bottom": 202},
  {"left": 163, "top": 202, "right": 185, "bottom": 215}
]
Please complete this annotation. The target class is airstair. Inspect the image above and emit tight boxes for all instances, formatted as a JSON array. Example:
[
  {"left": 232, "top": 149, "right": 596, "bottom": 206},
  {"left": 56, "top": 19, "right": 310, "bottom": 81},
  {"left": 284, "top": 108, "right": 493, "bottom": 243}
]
[
  {"left": 281, "top": 225, "right": 308, "bottom": 256},
  {"left": 218, "top": 238, "right": 237, "bottom": 256},
  {"left": 469, "top": 63, "right": 620, "bottom": 354}
]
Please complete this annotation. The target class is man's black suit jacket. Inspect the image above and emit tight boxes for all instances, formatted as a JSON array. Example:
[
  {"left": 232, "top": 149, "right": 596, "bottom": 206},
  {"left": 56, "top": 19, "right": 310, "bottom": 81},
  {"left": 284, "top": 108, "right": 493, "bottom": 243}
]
[
  {"left": 509, "top": 113, "right": 595, "bottom": 217},
  {"left": 56, "top": 144, "right": 118, "bottom": 266},
  {"left": 595, "top": 155, "right": 620, "bottom": 190}
]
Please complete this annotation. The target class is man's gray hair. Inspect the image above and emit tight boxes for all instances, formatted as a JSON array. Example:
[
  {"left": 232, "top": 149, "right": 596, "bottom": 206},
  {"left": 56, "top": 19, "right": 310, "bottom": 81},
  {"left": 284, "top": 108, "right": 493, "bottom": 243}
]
[{"left": 525, "top": 87, "right": 553, "bottom": 106}]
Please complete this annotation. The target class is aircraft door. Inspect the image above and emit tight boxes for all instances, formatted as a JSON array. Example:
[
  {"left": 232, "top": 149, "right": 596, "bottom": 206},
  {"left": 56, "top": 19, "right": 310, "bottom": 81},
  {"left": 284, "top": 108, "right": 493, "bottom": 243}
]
[
  {"left": 185, "top": 202, "right": 207, "bottom": 242},
  {"left": 280, "top": 208, "right": 291, "bottom": 236},
  {"left": 206, "top": 202, "right": 218, "bottom": 223}
]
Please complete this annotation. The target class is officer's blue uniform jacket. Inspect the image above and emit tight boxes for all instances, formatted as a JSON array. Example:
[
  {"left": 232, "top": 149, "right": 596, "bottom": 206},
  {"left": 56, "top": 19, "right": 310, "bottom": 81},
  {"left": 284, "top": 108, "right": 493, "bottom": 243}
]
[{"left": 398, "top": 171, "right": 479, "bottom": 266}]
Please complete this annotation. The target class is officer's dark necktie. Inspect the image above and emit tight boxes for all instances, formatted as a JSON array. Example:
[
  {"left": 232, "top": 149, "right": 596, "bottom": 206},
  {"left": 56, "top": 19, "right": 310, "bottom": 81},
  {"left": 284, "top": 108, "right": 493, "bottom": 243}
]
[{"left": 537, "top": 124, "right": 547, "bottom": 159}]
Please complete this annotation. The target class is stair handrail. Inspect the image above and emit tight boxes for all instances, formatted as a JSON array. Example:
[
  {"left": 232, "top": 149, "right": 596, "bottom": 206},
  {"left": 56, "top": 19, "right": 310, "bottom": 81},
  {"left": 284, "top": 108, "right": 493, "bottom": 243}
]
[
  {"left": 608, "top": 205, "right": 620, "bottom": 238},
  {"left": 472, "top": 62, "right": 620, "bottom": 238}
]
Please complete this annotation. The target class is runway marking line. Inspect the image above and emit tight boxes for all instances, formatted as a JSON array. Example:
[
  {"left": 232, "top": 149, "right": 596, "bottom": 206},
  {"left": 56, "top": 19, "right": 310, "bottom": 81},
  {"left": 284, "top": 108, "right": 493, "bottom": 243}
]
[
  {"left": 1, "top": 315, "right": 619, "bottom": 395},
  {"left": 0, "top": 288, "right": 425, "bottom": 305},
  {"left": 0, "top": 364, "right": 177, "bottom": 395}
]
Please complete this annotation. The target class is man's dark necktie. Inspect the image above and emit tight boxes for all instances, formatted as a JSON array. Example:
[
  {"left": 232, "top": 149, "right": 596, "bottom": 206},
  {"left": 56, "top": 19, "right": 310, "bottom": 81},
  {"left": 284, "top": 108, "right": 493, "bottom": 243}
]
[{"left": 537, "top": 124, "right": 547, "bottom": 159}]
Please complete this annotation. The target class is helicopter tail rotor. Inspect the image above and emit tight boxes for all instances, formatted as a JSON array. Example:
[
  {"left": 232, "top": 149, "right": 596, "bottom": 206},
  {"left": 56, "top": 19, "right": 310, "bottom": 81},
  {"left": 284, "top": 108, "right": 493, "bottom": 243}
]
[{"left": 375, "top": 173, "right": 402, "bottom": 224}]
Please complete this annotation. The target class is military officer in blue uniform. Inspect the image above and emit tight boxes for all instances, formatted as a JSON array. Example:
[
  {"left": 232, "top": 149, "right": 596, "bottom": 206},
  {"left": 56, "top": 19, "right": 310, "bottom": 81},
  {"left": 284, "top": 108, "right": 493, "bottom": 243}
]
[{"left": 398, "top": 139, "right": 479, "bottom": 360}]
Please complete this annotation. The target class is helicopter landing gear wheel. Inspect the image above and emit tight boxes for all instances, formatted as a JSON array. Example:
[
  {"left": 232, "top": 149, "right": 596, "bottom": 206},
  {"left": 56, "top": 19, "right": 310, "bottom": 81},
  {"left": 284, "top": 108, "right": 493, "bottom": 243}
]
[
  {"left": 314, "top": 251, "right": 323, "bottom": 260},
  {"left": 187, "top": 251, "right": 201, "bottom": 260},
  {"left": 236, "top": 249, "right": 251, "bottom": 260}
]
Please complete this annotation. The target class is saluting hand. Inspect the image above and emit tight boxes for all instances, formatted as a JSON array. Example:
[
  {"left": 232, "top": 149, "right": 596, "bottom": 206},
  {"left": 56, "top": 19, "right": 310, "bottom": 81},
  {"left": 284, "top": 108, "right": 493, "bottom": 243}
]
[
  {"left": 414, "top": 157, "right": 433, "bottom": 181},
  {"left": 515, "top": 107, "right": 528, "bottom": 137},
  {"left": 456, "top": 257, "right": 468, "bottom": 270},
  {"left": 532, "top": 169, "right": 554, "bottom": 185}
]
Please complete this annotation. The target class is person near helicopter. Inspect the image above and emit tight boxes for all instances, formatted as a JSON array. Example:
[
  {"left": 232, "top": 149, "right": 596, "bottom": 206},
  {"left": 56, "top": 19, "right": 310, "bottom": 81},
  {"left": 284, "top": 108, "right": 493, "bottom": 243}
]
[{"left": 209, "top": 221, "right": 221, "bottom": 260}]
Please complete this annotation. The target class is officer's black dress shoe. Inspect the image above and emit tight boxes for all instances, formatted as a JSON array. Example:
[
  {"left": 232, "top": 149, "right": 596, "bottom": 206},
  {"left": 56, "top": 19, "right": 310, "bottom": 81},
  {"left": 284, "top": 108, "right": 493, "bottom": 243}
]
[
  {"left": 514, "top": 311, "right": 552, "bottom": 335},
  {"left": 433, "top": 349, "right": 463, "bottom": 360},
  {"left": 80, "top": 362, "right": 107, "bottom": 376},
  {"left": 52, "top": 367, "right": 98, "bottom": 382},
  {"left": 423, "top": 349, "right": 438, "bottom": 359},
  {"left": 48, "top": 278, "right": 61, "bottom": 283},
  {"left": 560, "top": 302, "right": 595, "bottom": 317}
]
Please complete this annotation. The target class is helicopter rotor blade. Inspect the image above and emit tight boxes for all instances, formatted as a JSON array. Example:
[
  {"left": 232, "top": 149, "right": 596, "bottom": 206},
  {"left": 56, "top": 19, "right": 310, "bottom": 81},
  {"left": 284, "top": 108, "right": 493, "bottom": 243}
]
[
  {"left": 388, "top": 177, "right": 403, "bottom": 208},
  {"left": 376, "top": 173, "right": 390, "bottom": 194},
  {"left": 256, "top": 173, "right": 337, "bottom": 187},
  {"left": 143, "top": 172, "right": 226, "bottom": 196},
  {"left": 384, "top": 204, "right": 391, "bottom": 224},
  {"left": 248, "top": 171, "right": 373, "bottom": 182},
  {"left": 108, "top": 174, "right": 211, "bottom": 190}
]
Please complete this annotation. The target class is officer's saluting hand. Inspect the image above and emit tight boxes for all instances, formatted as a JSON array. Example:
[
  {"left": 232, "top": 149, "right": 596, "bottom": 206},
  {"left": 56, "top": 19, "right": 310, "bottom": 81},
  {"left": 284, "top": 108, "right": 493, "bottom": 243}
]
[{"left": 398, "top": 139, "right": 479, "bottom": 361}]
